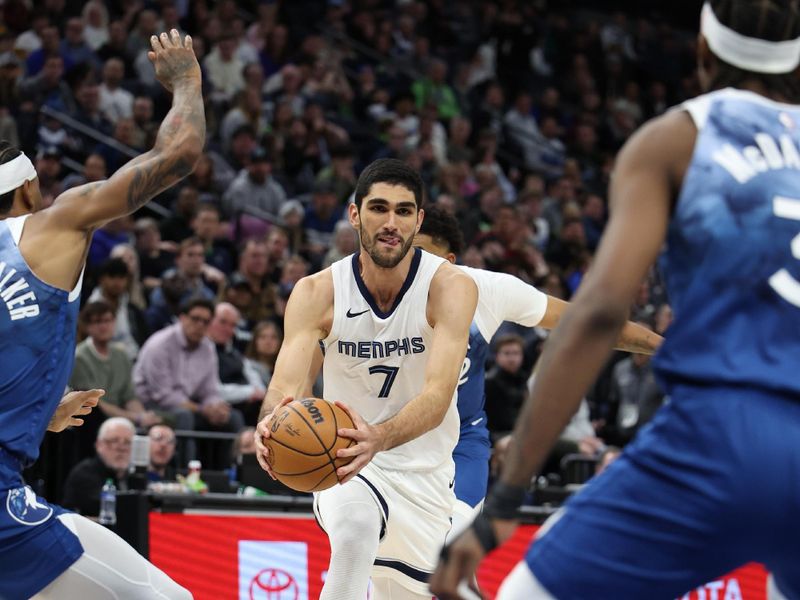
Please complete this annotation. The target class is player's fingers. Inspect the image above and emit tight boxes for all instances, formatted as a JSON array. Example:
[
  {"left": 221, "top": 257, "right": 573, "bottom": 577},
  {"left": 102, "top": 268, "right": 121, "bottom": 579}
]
[
  {"left": 147, "top": 50, "right": 156, "bottom": 64},
  {"left": 68, "top": 417, "right": 84, "bottom": 427},
  {"left": 336, "top": 426, "right": 363, "bottom": 440},
  {"left": 184, "top": 34, "right": 193, "bottom": 50},
  {"left": 149, "top": 35, "right": 162, "bottom": 52},
  {"left": 334, "top": 440, "right": 365, "bottom": 458},
  {"left": 159, "top": 31, "right": 171, "bottom": 48},
  {"left": 333, "top": 400, "right": 357, "bottom": 422},
  {"left": 169, "top": 28, "right": 181, "bottom": 46}
]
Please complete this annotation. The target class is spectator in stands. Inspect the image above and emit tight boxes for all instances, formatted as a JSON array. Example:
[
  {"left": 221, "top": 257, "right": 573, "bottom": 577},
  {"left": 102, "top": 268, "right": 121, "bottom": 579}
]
[
  {"left": 188, "top": 153, "right": 227, "bottom": 204},
  {"left": 222, "top": 146, "right": 286, "bottom": 222},
  {"left": 134, "top": 298, "right": 245, "bottom": 466},
  {"left": 87, "top": 215, "right": 132, "bottom": 269},
  {"left": 130, "top": 95, "right": 157, "bottom": 150},
  {"left": 60, "top": 17, "right": 98, "bottom": 72},
  {"left": 191, "top": 203, "right": 236, "bottom": 275},
  {"left": 322, "top": 220, "right": 358, "bottom": 268},
  {"left": 71, "top": 301, "right": 159, "bottom": 458},
  {"left": 220, "top": 273, "right": 257, "bottom": 351},
  {"left": 62, "top": 152, "right": 107, "bottom": 190},
  {"left": 204, "top": 34, "right": 246, "bottom": 104},
  {"left": 485, "top": 334, "right": 529, "bottom": 440},
  {"left": 71, "top": 80, "right": 113, "bottom": 156},
  {"left": 95, "top": 117, "right": 141, "bottom": 173},
  {"left": 314, "top": 143, "right": 357, "bottom": 204},
  {"left": 232, "top": 239, "right": 277, "bottom": 323},
  {"left": 25, "top": 25, "right": 69, "bottom": 77},
  {"left": 88, "top": 257, "right": 149, "bottom": 360},
  {"left": 81, "top": 1, "right": 109, "bottom": 51},
  {"left": 61, "top": 417, "right": 134, "bottom": 517},
  {"left": 95, "top": 20, "right": 135, "bottom": 77},
  {"left": 34, "top": 145, "right": 62, "bottom": 200},
  {"left": 207, "top": 302, "right": 265, "bottom": 425},
  {"left": 160, "top": 186, "right": 199, "bottom": 243},
  {"left": 18, "top": 54, "right": 70, "bottom": 110},
  {"left": 150, "top": 237, "right": 217, "bottom": 307},
  {"left": 605, "top": 323, "right": 665, "bottom": 445},
  {"left": 147, "top": 424, "right": 177, "bottom": 482},
  {"left": 98, "top": 57, "right": 133, "bottom": 123},
  {"left": 109, "top": 243, "right": 148, "bottom": 311},
  {"left": 412, "top": 58, "right": 459, "bottom": 120},
  {"left": 134, "top": 217, "right": 175, "bottom": 295},
  {"left": 144, "top": 269, "right": 187, "bottom": 332},
  {"left": 14, "top": 11, "right": 49, "bottom": 57},
  {"left": 304, "top": 180, "right": 344, "bottom": 263},
  {"left": 245, "top": 320, "right": 283, "bottom": 388},
  {"left": 126, "top": 10, "right": 158, "bottom": 64},
  {"left": 220, "top": 87, "right": 269, "bottom": 152}
]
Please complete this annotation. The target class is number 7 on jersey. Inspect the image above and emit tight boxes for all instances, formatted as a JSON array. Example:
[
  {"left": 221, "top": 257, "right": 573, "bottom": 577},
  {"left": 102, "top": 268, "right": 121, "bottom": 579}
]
[{"left": 368, "top": 365, "right": 399, "bottom": 398}]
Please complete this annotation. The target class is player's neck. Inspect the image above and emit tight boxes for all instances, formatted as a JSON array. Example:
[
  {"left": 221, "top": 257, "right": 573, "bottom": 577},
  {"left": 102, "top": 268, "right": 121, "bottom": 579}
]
[{"left": 357, "top": 249, "right": 413, "bottom": 311}]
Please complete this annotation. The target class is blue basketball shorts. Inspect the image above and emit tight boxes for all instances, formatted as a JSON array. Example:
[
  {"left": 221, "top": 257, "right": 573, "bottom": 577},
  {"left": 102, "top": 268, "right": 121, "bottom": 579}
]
[
  {"left": 525, "top": 383, "right": 800, "bottom": 599},
  {"left": 0, "top": 453, "right": 83, "bottom": 599},
  {"left": 453, "top": 415, "right": 491, "bottom": 508}
]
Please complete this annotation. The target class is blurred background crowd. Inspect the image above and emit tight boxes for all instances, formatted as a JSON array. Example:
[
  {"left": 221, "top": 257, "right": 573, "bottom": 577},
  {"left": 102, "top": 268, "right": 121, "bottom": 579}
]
[{"left": 5, "top": 0, "right": 703, "bottom": 516}]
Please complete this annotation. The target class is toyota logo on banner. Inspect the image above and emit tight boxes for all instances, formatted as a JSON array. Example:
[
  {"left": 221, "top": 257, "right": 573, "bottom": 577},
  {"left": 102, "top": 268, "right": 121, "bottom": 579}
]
[{"left": 249, "top": 568, "right": 299, "bottom": 600}]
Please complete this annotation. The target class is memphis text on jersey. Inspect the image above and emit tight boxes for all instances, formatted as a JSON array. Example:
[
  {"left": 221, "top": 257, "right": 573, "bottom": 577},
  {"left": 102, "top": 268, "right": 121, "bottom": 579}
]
[
  {"left": 337, "top": 337, "right": 425, "bottom": 359},
  {"left": 713, "top": 128, "right": 800, "bottom": 183},
  {"left": 0, "top": 262, "right": 39, "bottom": 320}
]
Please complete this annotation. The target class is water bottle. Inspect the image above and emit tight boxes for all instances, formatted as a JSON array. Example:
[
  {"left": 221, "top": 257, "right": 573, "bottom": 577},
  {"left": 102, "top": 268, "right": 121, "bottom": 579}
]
[
  {"left": 185, "top": 460, "right": 208, "bottom": 494},
  {"left": 99, "top": 478, "right": 117, "bottom": 526}
]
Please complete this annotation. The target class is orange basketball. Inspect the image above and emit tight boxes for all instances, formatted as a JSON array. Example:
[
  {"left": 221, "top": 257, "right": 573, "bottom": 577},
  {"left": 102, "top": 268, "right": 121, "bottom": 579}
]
[{"left": 263, "top": 398, "right": 355, "bottom": 492}]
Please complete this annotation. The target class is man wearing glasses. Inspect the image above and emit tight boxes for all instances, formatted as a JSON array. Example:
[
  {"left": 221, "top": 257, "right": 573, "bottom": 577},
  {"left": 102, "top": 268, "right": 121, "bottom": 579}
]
[
  {"left": 61, "top": 417, "right": 134, "bottom": 517},
  {"left": 134, "top": 297, "right": 245, "bottom": 466}
]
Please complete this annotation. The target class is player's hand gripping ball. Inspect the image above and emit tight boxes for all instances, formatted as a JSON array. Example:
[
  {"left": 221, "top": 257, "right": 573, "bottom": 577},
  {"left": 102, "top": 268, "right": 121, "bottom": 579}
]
[{"left": 263, "top": 398, "right": 355, "bottom": 492}]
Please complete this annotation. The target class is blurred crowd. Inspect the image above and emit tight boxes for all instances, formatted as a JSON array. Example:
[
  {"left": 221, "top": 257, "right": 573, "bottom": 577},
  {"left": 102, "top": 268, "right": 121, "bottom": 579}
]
[{"left": 6, "top": 0, "right": 699, "bottom": 513}]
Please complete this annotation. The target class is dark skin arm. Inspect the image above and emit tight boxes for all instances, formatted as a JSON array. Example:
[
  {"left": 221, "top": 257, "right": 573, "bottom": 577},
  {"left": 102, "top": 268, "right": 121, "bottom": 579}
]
[
  {"left": 17, "top": 30, "right": 205, "bottom": 292},
  {"left": 429, "top": 108, "right": 697, "bottom": 599}
]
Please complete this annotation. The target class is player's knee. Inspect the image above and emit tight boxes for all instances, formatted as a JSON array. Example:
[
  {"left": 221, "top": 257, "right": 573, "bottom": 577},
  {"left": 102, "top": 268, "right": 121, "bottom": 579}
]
[{"left": 326, "top": 503, "right": 382, "bottom": 552}]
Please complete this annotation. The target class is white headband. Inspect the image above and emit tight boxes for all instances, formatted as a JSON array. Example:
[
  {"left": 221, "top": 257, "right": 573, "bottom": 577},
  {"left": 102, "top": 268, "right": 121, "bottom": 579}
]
[
  {"left": 701, "top": 2, "right": 800, "bottom": 74},
  {"left": 0, "top": 153, "right": 37, "bottom": 196}
]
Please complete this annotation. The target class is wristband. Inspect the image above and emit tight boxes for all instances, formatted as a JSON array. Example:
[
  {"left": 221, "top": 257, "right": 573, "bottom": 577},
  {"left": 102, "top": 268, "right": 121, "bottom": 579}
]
[
  {"left": 482, "top": 481, "right": 526, "bottom": 520},
  {"left": 471, "top": 512, "right": 498, "bottom": 553}
]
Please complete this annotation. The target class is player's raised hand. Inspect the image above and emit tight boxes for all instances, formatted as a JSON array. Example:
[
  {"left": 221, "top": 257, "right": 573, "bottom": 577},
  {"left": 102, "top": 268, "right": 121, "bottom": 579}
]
[
  {"left": 254, "top": 396, "right": 294, "bottom": 478},
  {"left": 333, "top": 401, "right": 382, "bottom": 483},
  {"left": 147, "top": 29, "right": 201, "bottom": 93},
  {"left": 48, "top": 389, "right": 104, "bottom": 432}
]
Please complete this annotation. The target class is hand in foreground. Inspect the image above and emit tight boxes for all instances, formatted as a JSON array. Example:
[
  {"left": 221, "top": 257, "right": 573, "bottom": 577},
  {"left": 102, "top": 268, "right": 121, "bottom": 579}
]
[
  {"left": 254, "top": 396, "right": 294, "bottom": 478},
  {"left": 333, "top": 401, "right": 382, "bottom": 484},
  {"left": 48, "top": 389, "right": 104, "bottom": 432},
  {"left": 147, "top": 29, "right": 201, "bottom": 92},
  {"left": 429, "top": 515, "right": 517, "bottom": 600}
]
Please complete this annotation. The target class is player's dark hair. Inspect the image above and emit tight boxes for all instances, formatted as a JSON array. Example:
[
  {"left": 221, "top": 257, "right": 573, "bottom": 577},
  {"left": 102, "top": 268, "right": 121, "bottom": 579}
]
[
  {"left": 709, "top": 0, "right": 800, "bottom": 102},
  {"left": 0, "top": 141, "right": 22, "bottom": 215},
  {"left": 354, "top": 158, "right": 424, "bottom": 210},
  {"left": 179, "top": 296, "right": 215, "bottom": 316},
  {"left": 418, "top": 205, "right": 464, "bottom": 256}
]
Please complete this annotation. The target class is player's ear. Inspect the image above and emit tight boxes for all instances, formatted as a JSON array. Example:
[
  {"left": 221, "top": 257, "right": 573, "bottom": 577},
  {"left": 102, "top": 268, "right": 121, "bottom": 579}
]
[
  {"left": 446, "top": 252, "right": 456, "bottom": 264},
  {"left": 415, "top": 207, "right": 424, "bottom": 234},
  {"left": 348, "top": 201, "right": 360, "bottom": 228}
]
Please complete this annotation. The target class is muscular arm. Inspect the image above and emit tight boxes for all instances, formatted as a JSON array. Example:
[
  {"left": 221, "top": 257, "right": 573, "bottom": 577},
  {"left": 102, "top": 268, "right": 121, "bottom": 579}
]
[
  {"left": 258, "top": 273, "right": 331, "bottom": 421},
  {"left": 20, "top": 31, "right": 205, "bottom": 292},
  {"left": 374, "top": 265, "right": 477, "bottom": 451},
  {"left": 499, "top": 110, "right": 695, "bottom": 489}
]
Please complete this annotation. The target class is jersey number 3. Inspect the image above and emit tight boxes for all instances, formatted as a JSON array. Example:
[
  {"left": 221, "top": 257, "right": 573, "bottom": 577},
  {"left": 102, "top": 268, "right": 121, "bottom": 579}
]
[
  {"left": 369, "top": 365, "right": 399, "bottom": 398},
  {"left": 769, "top": 195, "right": 800, "bottom": 307}
]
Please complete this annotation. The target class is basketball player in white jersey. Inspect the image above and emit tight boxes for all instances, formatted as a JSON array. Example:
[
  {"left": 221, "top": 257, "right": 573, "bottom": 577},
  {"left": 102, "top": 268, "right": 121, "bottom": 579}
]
[
  {"left": 414, "top": 206, "right": 662, "bottom": 541},
  {"left": 255, "top": 158, "right": 478, "bottom": 599}
]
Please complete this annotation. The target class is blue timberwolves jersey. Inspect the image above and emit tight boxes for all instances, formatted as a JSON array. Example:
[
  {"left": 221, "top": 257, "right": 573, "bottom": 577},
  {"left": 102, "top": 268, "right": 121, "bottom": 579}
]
[
  {"left": 654, "top": 89, "right": 800, "bottom": 396},
  {"left": 455, "top": 266, "right": 548, "bottom": 427},
  {"left": 0, "top": 215, "right": 81, "bottom": 465}
]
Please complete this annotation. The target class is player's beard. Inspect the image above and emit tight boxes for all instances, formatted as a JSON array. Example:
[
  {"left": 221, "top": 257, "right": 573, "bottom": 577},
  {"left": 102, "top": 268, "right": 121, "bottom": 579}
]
[{"left": 360, "top": 227, "right": 414, "bottom": 268}]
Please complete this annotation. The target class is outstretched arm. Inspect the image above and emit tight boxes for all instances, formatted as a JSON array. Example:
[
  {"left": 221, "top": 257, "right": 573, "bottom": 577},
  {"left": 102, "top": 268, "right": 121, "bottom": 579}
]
[
  {"left": 51, "top": 30, "right": 205, "bottom": 229},
  {"left": 541, "top": 296, "right": 663, "bottom": 355}
]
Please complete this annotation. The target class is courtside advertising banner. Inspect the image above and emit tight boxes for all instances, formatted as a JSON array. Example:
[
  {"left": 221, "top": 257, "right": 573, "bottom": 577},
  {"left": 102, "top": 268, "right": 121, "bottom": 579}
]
[{"left": 149, "top": 513, "right": 767, "bottom": 599}]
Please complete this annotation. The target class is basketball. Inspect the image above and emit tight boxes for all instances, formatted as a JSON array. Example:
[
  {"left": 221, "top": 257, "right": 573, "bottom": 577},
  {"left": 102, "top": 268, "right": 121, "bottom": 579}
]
[{"left": 264, "top": 398, "right": 356, "bottom": 492}]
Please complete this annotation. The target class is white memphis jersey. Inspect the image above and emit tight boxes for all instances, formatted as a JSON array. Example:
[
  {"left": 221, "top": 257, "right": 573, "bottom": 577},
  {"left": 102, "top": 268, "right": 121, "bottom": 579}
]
[
  {"left": 321, "top": 248, "right": 459, "bottom": 471},
  {"left": 458, "top": 265, "right": 549, "bottom": 342}
]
